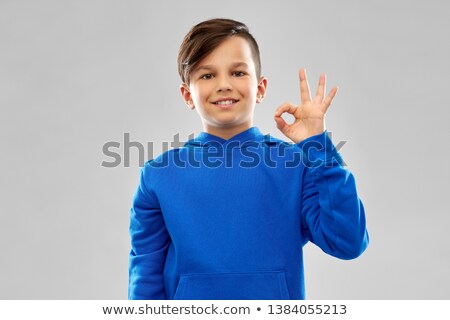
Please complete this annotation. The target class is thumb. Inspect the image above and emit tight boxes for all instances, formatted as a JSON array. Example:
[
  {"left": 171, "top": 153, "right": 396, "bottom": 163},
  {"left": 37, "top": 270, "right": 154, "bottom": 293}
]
[{"left": 274, "top": 114, "right": 287, "bottom": 131}]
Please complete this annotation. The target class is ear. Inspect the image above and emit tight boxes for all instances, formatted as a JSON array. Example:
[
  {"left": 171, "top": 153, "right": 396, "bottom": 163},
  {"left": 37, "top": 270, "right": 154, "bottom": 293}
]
[
  {"left": 180, "top": 83, "right": 195, "bottom": 110},
  {"left": 256, "top": 76, "right": 268, "bottom": 104}
]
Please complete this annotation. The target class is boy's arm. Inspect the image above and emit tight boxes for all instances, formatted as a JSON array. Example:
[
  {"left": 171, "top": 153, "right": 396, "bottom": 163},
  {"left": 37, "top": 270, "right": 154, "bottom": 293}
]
[
  {"left": 298, "top": 132, "right": 369, "bottom": 259},
  {"left": 274, "top": 68, "right": 368, "bottom": 258},
  {"left": 129, "top": 163, "right": 170, "bottom": 299}
]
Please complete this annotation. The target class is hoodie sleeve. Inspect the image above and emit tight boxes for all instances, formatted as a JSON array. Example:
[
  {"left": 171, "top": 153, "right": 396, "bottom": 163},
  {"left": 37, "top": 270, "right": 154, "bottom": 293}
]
[
  {"left": 298, "top": 131, "right": 369, "bottom": 259},
  {"left": 128, "top": 162, "right": 170, "bottom": 299}
]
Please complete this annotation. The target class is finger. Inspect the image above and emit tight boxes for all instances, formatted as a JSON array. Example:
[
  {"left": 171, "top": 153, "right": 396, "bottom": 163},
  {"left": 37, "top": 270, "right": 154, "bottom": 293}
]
[
  {"left": 314, "top": 73, "right": 326, "bottom": 104},
  {"left": 274, "top": 114, "right": 287, "bottom": 130},
  {"left": 274, "top": 102, "right": 298, "bottom": 132},
  {"left": 321, "top": 86, "right": 338, "bottom": 113},
  {"left": 299, "top": 68, "right": 311, "bottom": 103},
  {"left": 274, "top": 102, "right": 298, "bottom": 117}
]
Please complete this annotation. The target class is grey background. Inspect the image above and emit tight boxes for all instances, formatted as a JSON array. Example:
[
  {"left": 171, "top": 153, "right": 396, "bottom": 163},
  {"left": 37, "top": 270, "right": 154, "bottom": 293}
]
[{"left": 1, "top": 0, "right": 449, "bottom": 299}]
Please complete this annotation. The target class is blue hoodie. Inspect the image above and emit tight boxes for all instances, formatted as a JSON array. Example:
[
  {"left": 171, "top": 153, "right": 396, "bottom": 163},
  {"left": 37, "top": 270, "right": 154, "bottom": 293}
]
[{"left": 128, "top": 127, "right": 368, "bottom": 299}]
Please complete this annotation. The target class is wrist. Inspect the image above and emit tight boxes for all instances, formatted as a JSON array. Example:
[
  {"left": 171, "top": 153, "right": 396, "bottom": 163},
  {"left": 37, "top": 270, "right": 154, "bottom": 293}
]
[
  {"left": 293, "top": 129, "right": 326, "bottom": 144},
  {"left": 296, "top": 130, "right": 345, "bottom": 167}
]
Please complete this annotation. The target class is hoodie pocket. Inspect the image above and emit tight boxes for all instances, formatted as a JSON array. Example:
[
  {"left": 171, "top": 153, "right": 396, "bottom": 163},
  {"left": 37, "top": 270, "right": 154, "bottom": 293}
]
[{"left": 173, "top": 271, "right": 290, "bottom": 300}]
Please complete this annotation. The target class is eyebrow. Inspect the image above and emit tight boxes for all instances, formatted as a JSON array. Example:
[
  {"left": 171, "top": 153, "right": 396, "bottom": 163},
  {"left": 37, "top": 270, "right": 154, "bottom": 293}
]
[{"left": 194, "top": 62, "right": 250, "bottom": 73}]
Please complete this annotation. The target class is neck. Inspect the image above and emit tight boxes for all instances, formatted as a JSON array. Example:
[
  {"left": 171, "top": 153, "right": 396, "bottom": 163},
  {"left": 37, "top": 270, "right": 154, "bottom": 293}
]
[{"left": 202, "top": 122, "right": 253, "bottom": 140}]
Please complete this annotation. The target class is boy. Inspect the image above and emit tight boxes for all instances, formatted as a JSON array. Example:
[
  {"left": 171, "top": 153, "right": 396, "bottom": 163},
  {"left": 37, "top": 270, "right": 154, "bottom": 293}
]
[{"left": 128, "top": 18, "right": 368, "bottom": 300}]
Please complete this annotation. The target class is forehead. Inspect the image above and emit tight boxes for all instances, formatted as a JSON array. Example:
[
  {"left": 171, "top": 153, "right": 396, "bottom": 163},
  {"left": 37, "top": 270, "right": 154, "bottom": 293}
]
[{"left": 196, "top": 36, "right": 255, "bottom": 69}]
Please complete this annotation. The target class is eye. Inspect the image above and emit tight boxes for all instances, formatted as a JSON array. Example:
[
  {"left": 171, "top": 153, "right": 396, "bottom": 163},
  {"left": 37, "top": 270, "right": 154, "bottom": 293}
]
[
  {"left": 200, "top": 74, "right": 214, "bottom": 80},
  {"left": 232, "top": 71, "right": 246, "bottom": 77}
]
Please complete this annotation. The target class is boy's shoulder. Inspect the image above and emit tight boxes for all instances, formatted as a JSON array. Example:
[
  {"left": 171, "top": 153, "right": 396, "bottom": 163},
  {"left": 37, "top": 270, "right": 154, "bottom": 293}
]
[
  {"left": 261, "top": 133, "right": 293, "bottom": 147},
  {"left": 144, "top": 147, "right": 181, "bottom": 169}
]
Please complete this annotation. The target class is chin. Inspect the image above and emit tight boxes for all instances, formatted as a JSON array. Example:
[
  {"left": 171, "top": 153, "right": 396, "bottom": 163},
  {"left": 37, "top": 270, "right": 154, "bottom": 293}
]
[{"left": 210, "top": 116, "right": 241, "bottom": 124}]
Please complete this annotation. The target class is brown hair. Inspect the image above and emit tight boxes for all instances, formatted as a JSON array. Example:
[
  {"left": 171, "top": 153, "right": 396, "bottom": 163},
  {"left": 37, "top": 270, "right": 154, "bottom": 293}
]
[{"left": 178, "top": 18, "right": 261, "bottom": 85}]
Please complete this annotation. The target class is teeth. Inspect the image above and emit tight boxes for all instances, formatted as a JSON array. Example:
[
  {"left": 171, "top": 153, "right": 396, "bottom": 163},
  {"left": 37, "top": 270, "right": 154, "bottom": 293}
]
[{"left": 215, "top": 100, "right": 235, "bottom": 105}]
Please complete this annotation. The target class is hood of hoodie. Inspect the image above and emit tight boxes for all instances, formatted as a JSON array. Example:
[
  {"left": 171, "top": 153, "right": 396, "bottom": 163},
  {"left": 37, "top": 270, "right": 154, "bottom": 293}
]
[{"left": 183, "top": 126, "right": 281, "bottom": 148}]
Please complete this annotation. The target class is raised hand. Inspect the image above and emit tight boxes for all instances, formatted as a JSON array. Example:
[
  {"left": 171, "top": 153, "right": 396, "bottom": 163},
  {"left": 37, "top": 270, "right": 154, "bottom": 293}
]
[{"left": 274, "top": 68, "right": 338, "bottom": 144}]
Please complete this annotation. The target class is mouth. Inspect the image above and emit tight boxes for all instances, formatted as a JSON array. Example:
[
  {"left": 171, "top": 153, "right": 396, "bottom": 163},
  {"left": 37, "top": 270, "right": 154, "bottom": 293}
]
[{"left": 212, "top": 99, "right": 239, "bottom": 108}]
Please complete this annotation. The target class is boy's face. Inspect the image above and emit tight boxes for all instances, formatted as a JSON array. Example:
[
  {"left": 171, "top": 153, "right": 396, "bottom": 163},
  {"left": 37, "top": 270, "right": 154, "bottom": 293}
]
[{"left": 180, "top": 36, "right": 267, "bottom": 137}]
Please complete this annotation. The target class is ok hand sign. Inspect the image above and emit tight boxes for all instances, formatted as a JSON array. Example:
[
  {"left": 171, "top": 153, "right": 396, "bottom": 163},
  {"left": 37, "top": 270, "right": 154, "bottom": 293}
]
[{"left": 274, "top": 68, "right": 338, "bottom": 144}]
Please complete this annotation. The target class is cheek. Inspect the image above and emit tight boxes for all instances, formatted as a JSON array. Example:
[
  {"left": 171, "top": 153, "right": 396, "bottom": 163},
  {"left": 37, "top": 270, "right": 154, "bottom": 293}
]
[
  {"left": 243, "top": 85, "right": 258, "bottom": 100},
  {"left": 193, "top": 85, "right": 211, "bottom": 102},
  {"left": 238, "top": 79, "right": 258, "bottom": 96}
]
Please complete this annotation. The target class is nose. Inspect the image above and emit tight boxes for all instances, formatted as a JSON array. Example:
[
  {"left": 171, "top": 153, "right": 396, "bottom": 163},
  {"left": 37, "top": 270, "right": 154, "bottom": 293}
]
[{"left": 216, "top": 75, "right": 233, "bottom": 92}]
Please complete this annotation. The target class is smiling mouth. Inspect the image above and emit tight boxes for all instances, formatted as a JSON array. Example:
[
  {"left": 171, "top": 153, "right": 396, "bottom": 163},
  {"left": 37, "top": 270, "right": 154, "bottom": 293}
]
[{"left": 213, "top": 99, "right": 239, "bottom": 106}]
